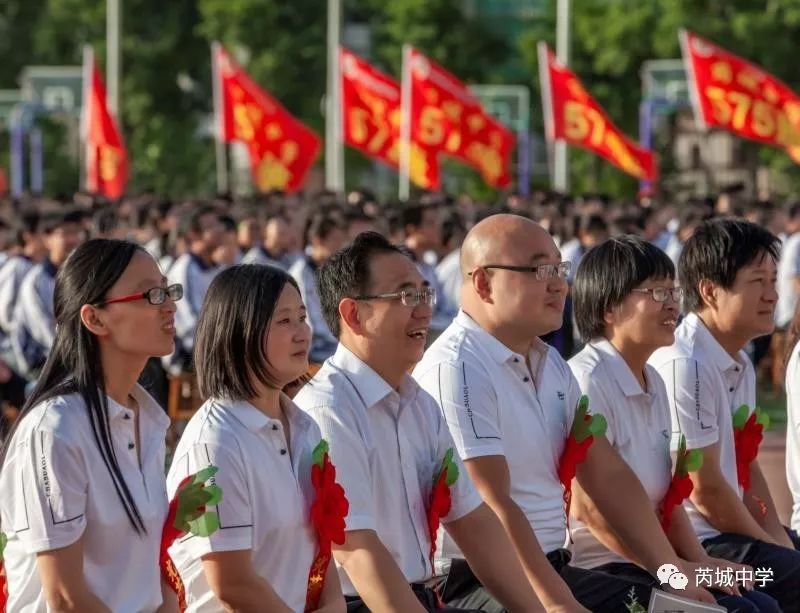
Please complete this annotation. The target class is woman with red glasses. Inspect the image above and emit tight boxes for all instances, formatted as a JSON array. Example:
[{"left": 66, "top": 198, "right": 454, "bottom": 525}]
[{"left": 0, "top": 238, "right": 182, "bottom": 612}]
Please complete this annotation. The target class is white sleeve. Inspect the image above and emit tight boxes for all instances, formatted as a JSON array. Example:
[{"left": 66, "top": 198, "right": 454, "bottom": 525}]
[
  {"left": 167, "top": 442, "right": 252, "bottom": 556},
  {"left": 429, "top": 398, "right": 483, "bottom": 523},
  {"left": 657, "top": 357, "right": 719, "bottom": 451},
  {"left": 304, "top": 404, "right": 376, "bottom": 533},
  {"left": 571, "top": 370, "right": 619, "bottom": 447},
  {"left": 415, "top": 360, "right": 504, "bottom": 460},
  {"left": 172, "top": 261, "right": 201, "bottom": 352},
  {"left": 11, "top": 429, "right": 88, "bottom": 553}
]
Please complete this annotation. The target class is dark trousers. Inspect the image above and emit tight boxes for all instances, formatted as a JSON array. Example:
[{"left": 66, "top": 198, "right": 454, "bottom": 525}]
[
  {"left": 702, "top": 528, "right": 800, "bottom": 613},
  {"left": 345, "top": 583, "right": 481, "bottom": 613},
  {"left": 596, "top": 562, "right": 780, "bottom": 613},
  {"left": 434, "top": 551, "right": 658, "bottom": 613}
]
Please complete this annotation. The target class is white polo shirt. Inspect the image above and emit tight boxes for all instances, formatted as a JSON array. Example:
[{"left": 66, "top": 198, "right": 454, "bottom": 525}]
[
  {"left": 784, "top": 340, "right": 800, "bottom": 532},
  {"left": 568, "top": 339, "right": 672, "bottom": 569},
  {"left": 166, "top": 394, "right": 320, "bottom": 613},
  {"left": 294, "top": 344, "right": 482, "bottom": 596},
  {"left": 413, "top": 310, "right": 582, "bottom": 556},
  {"left": 649, "top": 312, "right": 755, "bottom": 543},
  {"left": 0, "top": 385, "right": 170, "bottom": 613}
]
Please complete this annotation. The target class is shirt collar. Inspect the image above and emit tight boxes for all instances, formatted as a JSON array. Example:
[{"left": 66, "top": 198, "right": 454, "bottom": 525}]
[
  {"left": 684, "top": 313, "right": 743, "bottom": 373},
  {"left": 42, "top": 258, "right": 58, "bottom": 278},
  {"left": 455, "top": 310, "right": 527, "bottom": 365},
  {"left": 223, "top": 393, "right": 310, "bottom": 433},
  {"left": 189, "top": 252, "right": 215, "bottom": 272},
  {"left": 590, "top": 338, "right": 647, "bottom": 397},
  {"left": 106, "top": 384, "right": 170, "bottom": 431},
  {"left": 329, "top": 343, "right": 416, "bottom": 409}
]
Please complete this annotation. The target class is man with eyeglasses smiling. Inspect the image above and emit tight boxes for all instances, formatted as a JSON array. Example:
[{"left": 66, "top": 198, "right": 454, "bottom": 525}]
[
  {"left": 414, "top": 214, "right": 706, "bottom": 612},
  {"left": 294, "top": 231, "right": 544, "bottom": 613}
]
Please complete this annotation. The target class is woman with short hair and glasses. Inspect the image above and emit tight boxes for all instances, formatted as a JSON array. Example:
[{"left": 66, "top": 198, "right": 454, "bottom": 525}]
[
  {"left": 0, "top": 238, "right": 182, "bottom": 612},
  {"left": 568, "top": 235, "right": 779, "bottom": 612}
]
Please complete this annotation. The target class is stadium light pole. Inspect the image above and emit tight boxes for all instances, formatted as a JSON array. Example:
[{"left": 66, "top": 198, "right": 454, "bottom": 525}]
[{"left": 325, "top": 0, "right": 345, "bottom": 192}]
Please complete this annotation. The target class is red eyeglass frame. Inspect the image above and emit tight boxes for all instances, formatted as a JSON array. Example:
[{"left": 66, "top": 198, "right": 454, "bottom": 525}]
[{"left": 98, "top": 284, "right": 182, "bottom": 307}]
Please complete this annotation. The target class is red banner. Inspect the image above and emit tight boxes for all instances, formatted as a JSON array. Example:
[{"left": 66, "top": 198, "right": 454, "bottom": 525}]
[
  {"left": 407, "top": 47, "right": 515, "bottom": 188},
  {"left": 681, "top": 30, "right": 800, "bottom": 161},
  {"left": 539, "top": 44, "right": 657, "bottom": 182},
  {"left": 82, "top": 49, "right": 129, "bottom": 199},
  {"left": 340, "top": 48, "right": 439, "bottom": 190},
  {"left": 214, "top": 44, "right": 320, "bottom": 193}
]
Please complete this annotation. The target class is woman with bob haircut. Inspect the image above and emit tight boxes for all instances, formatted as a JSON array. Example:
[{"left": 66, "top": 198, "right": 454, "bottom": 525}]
[
  {"left": 567, "top": 235, "right": 779, "bottom": 612},
  {"left": 0, "top": 238, "right": 183, "bottom": 612},
  {"left": 166, "top": 264, "right": 345, "bottom": 613}
]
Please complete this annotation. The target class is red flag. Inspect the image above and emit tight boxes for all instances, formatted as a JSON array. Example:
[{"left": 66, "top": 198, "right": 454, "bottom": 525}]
[
  {"left": 81, "top": 48, "right": 129, "bottom": 199},
  {"left": 680, "top": 30, "right": 800, "bottom": 162},
  {"left": 340, "top": 48, "right": 439, "bottom": 189},
  {"left": 538, "top": 44, "right": 657, "bottom": 183},
  {"left": 214, "top": 44, "right": 320, "bottom": 193},
  {"left": 406, "top": 47, "right": 515, "bottom": 188}
]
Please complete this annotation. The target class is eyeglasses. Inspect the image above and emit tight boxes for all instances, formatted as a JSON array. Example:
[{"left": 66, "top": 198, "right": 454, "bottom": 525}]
[
  {"left": 631, "top": 287, "right": 683, "bottom": 303},
  {"left": 353, "top": 287, "right": 437, "bottom": 307},
  {"left": 468, "top": 261, "right": 571, "bottom": 282},
  {"left": 98, "top": 283, "right": 184, "bottom": 307}
]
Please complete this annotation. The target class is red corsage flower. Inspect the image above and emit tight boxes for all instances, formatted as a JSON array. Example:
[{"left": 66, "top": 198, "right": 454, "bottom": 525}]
[
  {"left": 660, "top": 434, "right": 703, "bottom": 532},
  {"left": 1, "top": 531, "right": 7, "bottom": 613},
  {"left": 306, "top": 440, "right": 349, "bottom": 612},
  {"left": 557, "top": 396, "right": 607, "bottom": 522},
  {"left": 732, "top": 405, "right": 769, "bottom": 492}
]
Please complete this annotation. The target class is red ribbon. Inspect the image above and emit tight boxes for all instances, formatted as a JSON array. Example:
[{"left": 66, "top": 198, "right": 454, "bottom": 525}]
[
  {"left": 557, "top": 414, "right": 595, "bottom": 524},
  {"left": 733, "top": 413, "right": 764, "bottom": 492},
  {"left": 160, "top": 475, "right": 192, "bottom": 612},
  {"left": 660, "top": 473, "right": 694, "bottom": 532},
  {"left": 305, "top": 453, "right": 348, "bottom": 612},
  {"left": 0, "top": 562, "right": 6, "bottom": 613},
  {"left": 427, "top": 469, "right": 453, "bottom": 568}
]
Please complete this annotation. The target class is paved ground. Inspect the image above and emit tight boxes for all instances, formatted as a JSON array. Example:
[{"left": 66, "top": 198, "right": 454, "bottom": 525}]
[{"left": 760, "top": 430, "right": 793, "bottom": 526}]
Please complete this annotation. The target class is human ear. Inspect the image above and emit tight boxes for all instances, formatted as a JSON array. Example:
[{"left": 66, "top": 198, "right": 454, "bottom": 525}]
[
  {"left": 698, "top": 279, "right": 717, "bottom": 310},
  {"left": 79, "top": 304, "right": 109, "bottom": 337},
  {"left": 471, "top": 268, "right": 493, "bottom": 303},
  {"left": 338, "top": 298, "right": 364, "bottom": 335}
]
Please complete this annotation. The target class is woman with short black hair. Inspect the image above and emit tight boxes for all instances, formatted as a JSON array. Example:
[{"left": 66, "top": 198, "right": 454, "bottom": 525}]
[
  {"left": 0, "top": 238, "right": 182, "bottom": 612},
  {"left": 167, "top": 264, "right": 345, "bottom": 613}
]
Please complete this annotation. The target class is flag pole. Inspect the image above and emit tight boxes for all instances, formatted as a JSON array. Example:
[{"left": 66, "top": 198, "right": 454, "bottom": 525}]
[
  {"left": 537, "top": 42, "right": 556, "bottom": 189},
  {"left": 106, "top": 0, "right": 121, "bottom": 116},
  {"left": 554, "top": 0, "right": 570, "bottom": 192},
  {"left": 399, "top": 44, "right": 412, "bottom": 201},
  {"left": 79, "top": 45, "right": 93, "bottom": 193},
  {"left": 211, "top": 41, "right": 229, "bottom": 195},
  {"left": 325, "top": 0, "right": 344, "bottom": 192}
]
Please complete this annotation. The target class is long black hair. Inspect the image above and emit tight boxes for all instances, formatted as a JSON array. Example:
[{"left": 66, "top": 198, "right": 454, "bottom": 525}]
[{"left": 1, "top": 239, "right": 149, "bottom": 534}]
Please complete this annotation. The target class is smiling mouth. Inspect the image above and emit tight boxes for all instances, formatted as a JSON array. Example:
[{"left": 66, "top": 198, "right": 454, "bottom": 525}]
[{"left": 407, "top": 329, "right": 428, "bottom": 340}]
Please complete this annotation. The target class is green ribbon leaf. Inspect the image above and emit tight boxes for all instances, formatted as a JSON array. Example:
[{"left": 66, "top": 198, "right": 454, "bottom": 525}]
[
  {"left": 312, "top": 439, "right": 329, "bottom": 467},
  {"left": 576, "top": 395, "right": 589, "bottom": 418},
  {"left": 192, "top": 465, "right": 219, "bottom": 485},
  {"left": 755, "top": 407, "right": 770, "bottom": 431},
  {"left": 684, "top": 449, "right": 704, "bottom": 473},
  {"left": 187, "top": 511, "right": 220, "bottom": 537},
  {"left": 203, "top": 484, "right": 223, "bottom": 507},
  {"left": 587, "top": 413, "right": 607, "bottom": 437},
  {"left": 445, "top": 459, "right": 459, "bottom": 487},
  {"left": 677, "top": 433, "right": 687, "bottom": 457},
  {"left": 0, "top": 531, "right": 7, "bottom": 562},
  {"left": 732, "top": 404, "right": 750, "bottom": 429}
]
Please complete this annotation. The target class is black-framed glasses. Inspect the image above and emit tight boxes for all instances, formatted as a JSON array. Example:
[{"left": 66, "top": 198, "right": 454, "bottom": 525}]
[
  {"left": 631, "top": 287, "right": 683, "bottom": 303},
  {"left": 468, "top": 261, "right": 571, "bottom": 282},
  {"left": 353, "top": 287, "right": 437, "bottom": 307},
  {"left": 98, "top": 283, "right": 184, "bottom": 307}
]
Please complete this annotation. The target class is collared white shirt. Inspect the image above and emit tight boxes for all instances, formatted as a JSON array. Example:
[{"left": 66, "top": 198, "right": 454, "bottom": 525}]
[
  {"left": 294, "top": 344, "right": 482, "bottom": 596},
  {"left": 289, "top": 256, "right": 338, "bottom": 362},
  {"left": 413, "top": 310, "right": 582, "bottom": 556},
  {"left": 776, "top": 232, "right": 800, "bottom": 328},
  {"left": 435, "top": 248, "right": 462, "bottom": 310},
  {"left": 0, "top": 384, "right": 170, "bottom": 613},
  {"left": 649, "top": 312, "right": 755, "bottom": 542},
  {"left": 568, "top": 339, "right": 672, "bottom": 569},
  {"left": 242, "top": 245, "right": 286, "bottom": 270},
  {"left": 784, "top": 340, "right": 800, "bottom": 532},
  {"left": 11, "top": 260, "right": 57, "bottom": 377},
  {"left": 168, "top": 253, "right": 220, "bottom": 354},
  {"left": 166, "top": 394, "right": 320, "bottom": 613}
]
